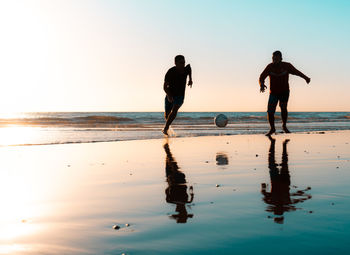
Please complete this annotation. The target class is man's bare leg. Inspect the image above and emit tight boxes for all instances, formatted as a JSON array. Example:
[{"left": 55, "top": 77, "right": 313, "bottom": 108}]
[
  {"left": 280, "top": 103, "right": 290, "bottom": 133},
  {"left": 163, "top": 105, "right": 180, "bottom": 135},
  {"left": 266, "top": 112, "right": 276, "bottom": 136},
  {"left": 164, "top": 109, "right": 171, "bottom": 120}
]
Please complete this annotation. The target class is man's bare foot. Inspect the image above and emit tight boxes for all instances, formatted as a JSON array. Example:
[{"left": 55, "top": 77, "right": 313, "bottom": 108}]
[
  {"left": 162, "top": 128, "right": 168, "bottom": 136},
  {"left": 282, "top": 126, "right": 291, "bottom": 133},
  {"left": 265, "top": 128, "right": 276, "bottom": 136}
]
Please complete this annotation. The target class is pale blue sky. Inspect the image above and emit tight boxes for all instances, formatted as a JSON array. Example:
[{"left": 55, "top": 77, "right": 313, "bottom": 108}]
[{"left": 0, "top": 0, "right": 349, "bottom": 112}]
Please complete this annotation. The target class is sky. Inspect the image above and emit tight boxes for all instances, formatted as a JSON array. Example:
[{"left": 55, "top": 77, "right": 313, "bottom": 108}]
[{"left": 0, "top": 0, "right": 349, "bottom": 112}]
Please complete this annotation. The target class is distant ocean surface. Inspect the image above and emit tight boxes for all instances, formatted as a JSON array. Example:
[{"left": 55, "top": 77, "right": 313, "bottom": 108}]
[{"left": 0, "top": 112, "right": 349, "bottom": 146}]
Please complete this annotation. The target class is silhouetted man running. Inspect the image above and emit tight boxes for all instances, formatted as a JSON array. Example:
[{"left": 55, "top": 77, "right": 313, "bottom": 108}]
[
  {"left": 259, "top": 51, "right": 310, "bottom": 136},
  {"left": 162, "top": 55, "right": 193, "bottom": 135}
]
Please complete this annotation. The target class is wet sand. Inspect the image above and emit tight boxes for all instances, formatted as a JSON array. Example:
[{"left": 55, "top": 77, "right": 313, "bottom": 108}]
[{"left": 1, "top": 131, "right": 350, "bottom": 254}]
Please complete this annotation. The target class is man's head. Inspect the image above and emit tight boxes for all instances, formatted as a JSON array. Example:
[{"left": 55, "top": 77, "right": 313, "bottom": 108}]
[
  {"left": 175, "top": 55, "right": 185, "bottom": 69},
  {"left": 272, "top": 51, "right": 282, "bottom": 64}
]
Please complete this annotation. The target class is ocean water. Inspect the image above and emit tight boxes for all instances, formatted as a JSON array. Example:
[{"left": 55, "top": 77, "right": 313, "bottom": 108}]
[{"left": 0, "top": 112, "right": 349, "bottom": 146}]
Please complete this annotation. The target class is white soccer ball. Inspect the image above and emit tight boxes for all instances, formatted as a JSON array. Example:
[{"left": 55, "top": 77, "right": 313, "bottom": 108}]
[{"left": 214, "top": 114, "right": 228, "bottom": 127}]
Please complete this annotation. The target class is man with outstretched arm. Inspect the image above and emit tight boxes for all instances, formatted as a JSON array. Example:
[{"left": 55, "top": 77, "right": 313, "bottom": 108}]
[
  {"left": 259, "top": 51, "right": 310, "bottom": 136},
  {"left": 162, "top": 55, "right": 193, "bottom": 135}
]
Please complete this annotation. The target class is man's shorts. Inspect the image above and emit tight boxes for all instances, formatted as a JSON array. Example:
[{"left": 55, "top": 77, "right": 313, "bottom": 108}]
[
  {"left": 165, "top": 95, "right": 184, "bottom": 113},
  {"left": 267, "top": 91, "right": 290, "bottom": 113}
]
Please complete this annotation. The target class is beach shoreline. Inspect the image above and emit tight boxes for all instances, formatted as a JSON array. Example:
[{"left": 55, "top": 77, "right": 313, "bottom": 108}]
[
  {"left": 0, "top": 111, "right": 349, "bottom": 147},
  {"left": 1, "top": 128, "right": 350, "bottom": 147}
]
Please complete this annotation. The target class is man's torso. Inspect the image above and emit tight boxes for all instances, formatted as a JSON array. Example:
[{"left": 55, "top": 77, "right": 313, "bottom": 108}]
[
  {"left": 165, "top": 66, "right": 189, "bottom": 96},
  {"left": 267, "top": 62, "right": 292, "bottom": 94}
]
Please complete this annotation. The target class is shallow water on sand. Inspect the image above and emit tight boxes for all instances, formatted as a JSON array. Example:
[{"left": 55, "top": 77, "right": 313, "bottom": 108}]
[{"left": 0, "top": 132, "right": 350, "bottom": 254}]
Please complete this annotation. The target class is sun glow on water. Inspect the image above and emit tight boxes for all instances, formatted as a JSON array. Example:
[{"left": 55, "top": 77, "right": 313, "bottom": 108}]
[
  {"left": 0, "top": 167, "right": 42, "bottom": 243},
  {"left": 0, "top": 127, "right": 43, "bottom": 146},
  {"left": 0, "top": 112, "right": 24, "bottom": 119},
  {"left": 0, "top": 244, "right": 29, "bottom": 254}
]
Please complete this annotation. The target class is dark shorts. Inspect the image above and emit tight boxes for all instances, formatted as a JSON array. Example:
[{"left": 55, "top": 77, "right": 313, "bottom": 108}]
[
  {"left": 267, "top": 91, "right": 290, "bottom": 113},
  {"left": 165, "top": 96, "right": 184, "bottom": 113}
]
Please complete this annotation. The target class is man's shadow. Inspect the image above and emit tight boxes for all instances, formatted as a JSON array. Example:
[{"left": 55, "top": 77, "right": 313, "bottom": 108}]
[
  {"left": 261, "top": 136, "right": 312, "bottom": 224},
  {"left": 164, "top": 142, "right": 194, "bottom": 223}
]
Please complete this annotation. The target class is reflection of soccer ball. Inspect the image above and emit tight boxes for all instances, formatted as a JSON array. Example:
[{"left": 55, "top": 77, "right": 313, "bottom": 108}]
[{"left": 214, "top": 114, "right": 228, "bottom": 127}]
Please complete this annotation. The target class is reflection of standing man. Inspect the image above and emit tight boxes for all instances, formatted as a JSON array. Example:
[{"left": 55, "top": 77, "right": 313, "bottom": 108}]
[
  {"left": 259, "top": 51, "right": 310, "bottom": 135},
  {"left": 162, "top": 55, "right": 193, "bottom": 136},
  {"left": 163, "top": 142, "right": 194, "bottom": 223},
  {"left": 261, "top": 137, "right": 311, "bottom": 224}
]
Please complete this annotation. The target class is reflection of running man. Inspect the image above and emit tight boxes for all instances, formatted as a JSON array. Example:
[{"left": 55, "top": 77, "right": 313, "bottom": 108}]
[
  {"left": 261, "top": 137, "right": 312, "bottom": 224},
  {"left": 259, "top": 51, "right": 310, "bottom": 135},
  {"left": 163, "top": 142, "right": 194, "bottom": 223},
  {"left": 162, "top": 55, "right": 193, "bottom": 136}
]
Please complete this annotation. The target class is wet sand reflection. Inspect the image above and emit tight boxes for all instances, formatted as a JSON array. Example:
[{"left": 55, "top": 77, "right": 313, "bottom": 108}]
[
  {"left": 216, "top": 152, "right": 229, "bottom": 166},
  {"left": 261, "top": 137, "right": 312, "bottom": 224},
  {"left": 164, "top": 142, "right": 194, "bottom": 223}
]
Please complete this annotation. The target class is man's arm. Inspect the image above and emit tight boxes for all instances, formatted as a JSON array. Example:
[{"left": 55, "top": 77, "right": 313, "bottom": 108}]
[
  {"left": 186, "top": 64, "right": 193, "bottom": 88},
  {"left": 164, "top": 70, "right": 174, "bottom": 102},
  {"left": 288, "top": 63, "right": 311, "bottom": 84},
  {"left": 163, "top": 81, "right": 173, "bottom": 102},
  {"left": 259, "top": 65, "right": 270, "bottom": 92}
]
